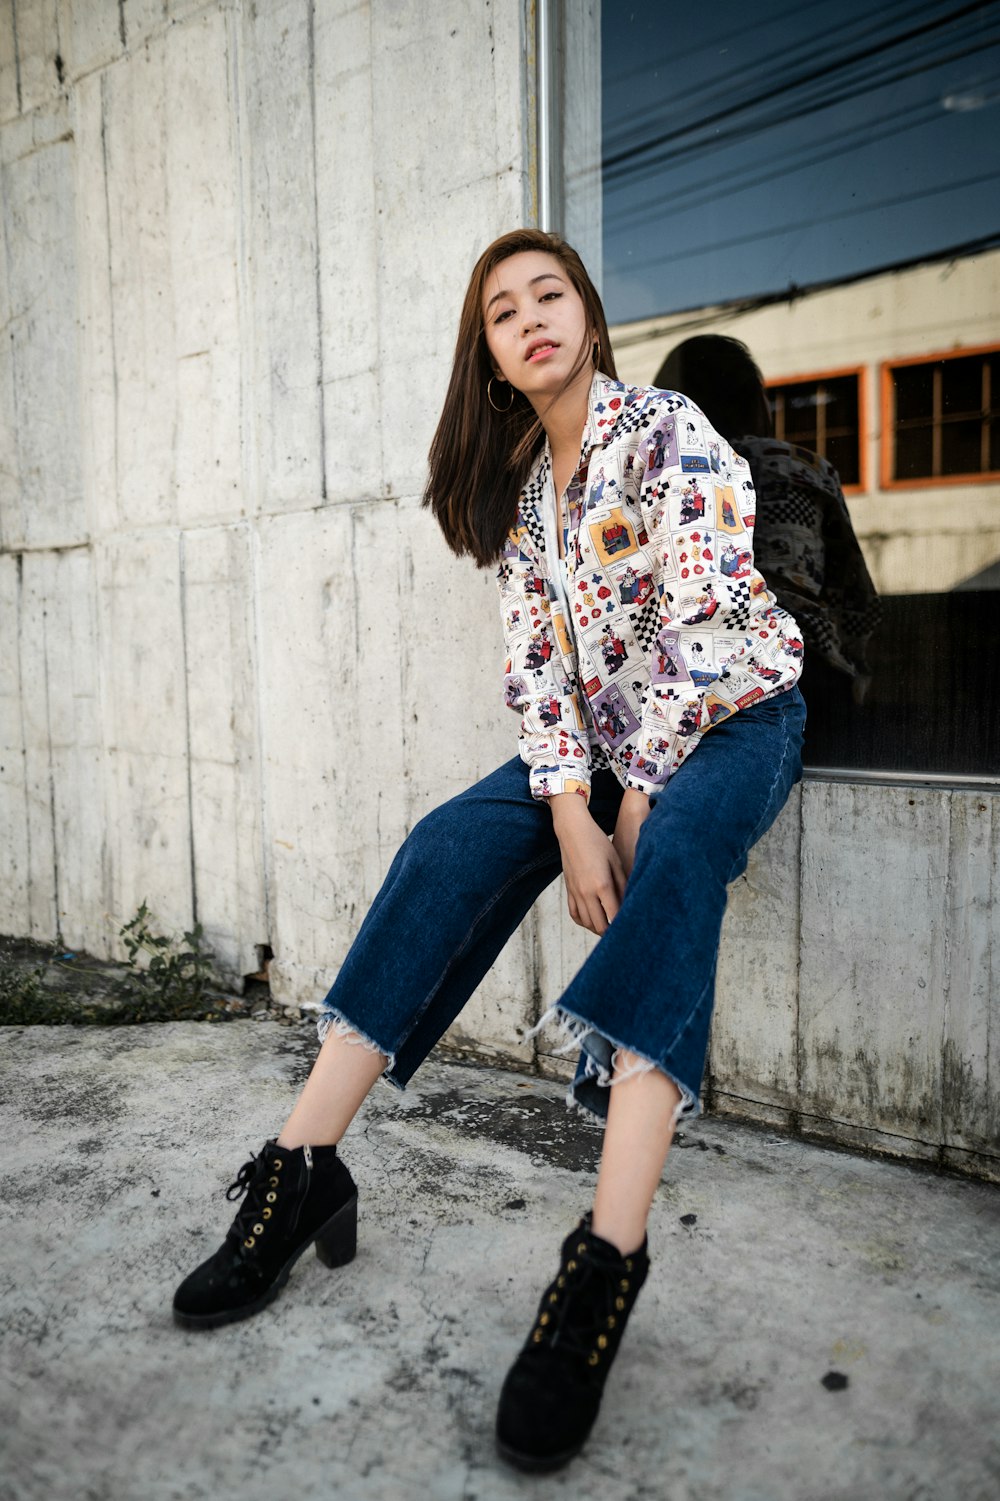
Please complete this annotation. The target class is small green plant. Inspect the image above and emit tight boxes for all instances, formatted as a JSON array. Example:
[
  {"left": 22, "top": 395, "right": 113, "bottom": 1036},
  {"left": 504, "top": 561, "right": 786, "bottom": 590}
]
[
  {"left": 0, "top": 906, "right": 236, "bottom": 1024},
  {"left": 0, "top": 943, "right": 51, "bottom": 1022},
  {"left": 111, "top": 901, "right": 225, "bottom": 1021}
]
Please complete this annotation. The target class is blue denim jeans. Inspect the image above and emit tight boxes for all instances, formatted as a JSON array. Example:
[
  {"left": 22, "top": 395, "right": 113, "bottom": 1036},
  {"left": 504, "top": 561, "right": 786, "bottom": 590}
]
[{"left": 317, "top": 686, "right": 805, "bottom": 1122}]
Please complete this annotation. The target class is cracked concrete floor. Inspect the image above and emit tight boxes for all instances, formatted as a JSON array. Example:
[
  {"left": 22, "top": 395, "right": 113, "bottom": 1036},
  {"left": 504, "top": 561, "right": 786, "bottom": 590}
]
[{"left": 1, "top": 1021, "right": 998, "bottom": 1501}]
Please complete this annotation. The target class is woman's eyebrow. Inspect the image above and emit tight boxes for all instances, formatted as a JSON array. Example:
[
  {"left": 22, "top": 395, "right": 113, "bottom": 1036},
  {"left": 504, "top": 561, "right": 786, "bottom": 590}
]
[{"left": 485, "top": 273, "right": 566, "bottom": 313}]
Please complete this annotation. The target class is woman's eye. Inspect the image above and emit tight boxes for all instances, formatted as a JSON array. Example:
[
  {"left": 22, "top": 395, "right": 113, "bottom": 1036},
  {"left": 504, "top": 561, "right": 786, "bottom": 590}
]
[
  {"left": 495, "top": 308, "right": 514, "bottom": 323},
  {"left": 540, "top": 291, "right": 562, "bottom": 302}
]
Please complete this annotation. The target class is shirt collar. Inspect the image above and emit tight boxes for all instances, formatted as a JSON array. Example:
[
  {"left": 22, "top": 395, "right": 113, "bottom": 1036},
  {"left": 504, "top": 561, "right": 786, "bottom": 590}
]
[
  {"left": 518, "top": 374, "right": 627, "bottom": 554},
  {"left": 583, "top": 372, "right": 625, "bottom": 456}
]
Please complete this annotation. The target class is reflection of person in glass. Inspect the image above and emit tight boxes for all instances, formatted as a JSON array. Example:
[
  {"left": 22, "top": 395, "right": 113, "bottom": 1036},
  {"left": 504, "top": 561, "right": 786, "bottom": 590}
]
[
  {"left": 655, "top": 336, "right": 881, "bottom": 719},
  {"left": 173, "top": 233, "right": 807, "bottom": 1475}
]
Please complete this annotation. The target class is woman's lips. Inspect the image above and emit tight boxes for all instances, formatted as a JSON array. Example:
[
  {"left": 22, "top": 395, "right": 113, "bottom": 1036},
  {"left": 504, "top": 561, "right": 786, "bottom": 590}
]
[{"left": 526, "top": 342, "right": 558, "bottom": 362}]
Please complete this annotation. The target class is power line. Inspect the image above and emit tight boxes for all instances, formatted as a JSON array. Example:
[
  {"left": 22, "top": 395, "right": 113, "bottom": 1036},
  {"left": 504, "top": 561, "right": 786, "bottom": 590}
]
[
  {"left": 601, "top": 0, "right": 947, "bottom": 157},
  {"left": 608, "top": 233, "right": 1000, "bottom": 345},
  {"left": 603, "top": 31, "right": 1000, "bottom": 192},
  {"left": 602, "top": 1, "right": 995, "bottom": 181},
  {"left": 609, "top": 95, "right": 945, "bottom": 224},
  {"left": 618, "top": 169, "right": 1000, "bottom": 279}
]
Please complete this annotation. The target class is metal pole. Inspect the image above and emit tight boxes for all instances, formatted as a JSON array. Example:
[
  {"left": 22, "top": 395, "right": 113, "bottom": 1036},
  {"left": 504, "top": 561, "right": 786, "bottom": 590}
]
[{"left": 535, "top": 0, "right": 562, "bottom": 232}]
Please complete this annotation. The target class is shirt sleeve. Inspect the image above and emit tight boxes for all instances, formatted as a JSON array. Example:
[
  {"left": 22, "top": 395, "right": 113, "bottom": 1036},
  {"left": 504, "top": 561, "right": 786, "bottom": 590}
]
[
  {"left": 497, "top": 526, "right": 593, "bottom": 802},
  {"left": 625, "top": 407, "right": 785, "bottom": 796}
]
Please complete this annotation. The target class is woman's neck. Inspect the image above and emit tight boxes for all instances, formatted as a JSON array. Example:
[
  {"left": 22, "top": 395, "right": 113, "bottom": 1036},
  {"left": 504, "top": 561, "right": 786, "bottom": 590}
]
[{"left": 534, "top": 371, "right": 592, "bottom": 466}]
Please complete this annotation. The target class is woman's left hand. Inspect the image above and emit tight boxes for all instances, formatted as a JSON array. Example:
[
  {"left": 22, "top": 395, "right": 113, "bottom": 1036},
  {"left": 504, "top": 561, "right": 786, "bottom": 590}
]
[{"left": 612, "top": 788, "right": 652, "bottom": 880}]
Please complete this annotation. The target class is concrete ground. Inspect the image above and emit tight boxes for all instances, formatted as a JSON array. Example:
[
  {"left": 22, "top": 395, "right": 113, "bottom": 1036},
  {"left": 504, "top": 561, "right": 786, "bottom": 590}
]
[{"left": 1, "top": 1021, "right": 998, "bottom": 1501}]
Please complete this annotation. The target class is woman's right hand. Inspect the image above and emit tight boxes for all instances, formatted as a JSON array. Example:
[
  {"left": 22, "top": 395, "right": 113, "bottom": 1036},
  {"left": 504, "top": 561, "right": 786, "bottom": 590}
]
[{"left": 549, "top": 794, "right": 626, "bottom": 936}]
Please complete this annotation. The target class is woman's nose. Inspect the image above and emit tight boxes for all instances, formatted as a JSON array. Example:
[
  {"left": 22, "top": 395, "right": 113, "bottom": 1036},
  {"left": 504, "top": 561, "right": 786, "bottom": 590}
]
[{"left": 521, "top": 313, "right": 542, "bottom": 336}]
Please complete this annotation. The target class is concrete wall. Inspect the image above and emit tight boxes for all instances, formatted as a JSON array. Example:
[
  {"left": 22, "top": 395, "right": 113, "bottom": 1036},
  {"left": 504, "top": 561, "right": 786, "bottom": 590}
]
[
  {"left": 713, "top": 782, "right": 998, "bottom": 1181},
  {"left": 0, "top": 0, "right": 549, "bottom": 1072},
  {"left": 2, "top": 1, "right": 996, "bottom": 1181}
]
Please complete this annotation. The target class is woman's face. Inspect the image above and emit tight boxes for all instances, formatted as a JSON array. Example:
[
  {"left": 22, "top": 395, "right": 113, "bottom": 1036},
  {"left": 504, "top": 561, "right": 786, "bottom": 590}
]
[{"left": 481, "top": 250, "right": 593, "bottom": 407}]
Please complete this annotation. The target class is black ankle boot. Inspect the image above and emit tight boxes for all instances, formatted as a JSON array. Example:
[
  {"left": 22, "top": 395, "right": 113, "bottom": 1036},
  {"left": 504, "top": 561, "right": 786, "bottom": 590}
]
[
  {"left": 495, "top": 1214, "right": 650, "bottom": 1472},
  {"left": 172, "top": 1140, "right": 358, "bottom": 1329}
]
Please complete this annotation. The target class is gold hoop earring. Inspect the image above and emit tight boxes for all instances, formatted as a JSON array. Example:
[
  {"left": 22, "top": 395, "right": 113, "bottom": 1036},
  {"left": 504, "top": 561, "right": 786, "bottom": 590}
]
[
  {"left": 487, "top": 376, "right": 514, "bottom": 412},
  {"left": 593, "top": 340, "right": 603, "bottom": 368}
]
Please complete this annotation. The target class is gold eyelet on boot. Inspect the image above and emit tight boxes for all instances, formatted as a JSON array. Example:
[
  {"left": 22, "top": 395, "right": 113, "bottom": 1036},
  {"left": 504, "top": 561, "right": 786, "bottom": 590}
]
[
  {"left": 548, "top": 1292, "right": 558, "bottom": 1304},
  {"left": 557, "top": 1275, "right": 566, "bottom": 1288},
  {"left": 577, "top": 1242, "right": 586, "bottom": 1254},
  {"left": 243, "top": 1236, "right": 255, "bottom": 1249},
  {"left": 273, "top": 1159, "right": 283, "bottom": 1170},
  {"left": 620, "top": 1279, "right": 630, "bottom": 1292},
  {"left": 262, "top": 1208, "right": 272, "bottom": 1219},
  {"left": 539, "top": 1313, "right": 550, "bottom": 1326},
  {"left": 269, "top": 1177, "right": 279, "bottom": 1188},
  {"left": 615, "top": 1296, "right": 626, "bottom": 1311},
  {"left": 625, "top": 1258, "right": 633, "bottom": 1272},
  {"left": 567, "top": 1260, "right": 577, "bottom": 1272},
  {"left": 533, "top": 1330, "right": 543, "bottom": 1343},
  {"left": 597, "top": 1335, "right": 608, "bottom": 1349},
  {"left": 266, "top": 1192, "right": 277, "bottom": 1203},
  {"left": 252, "top": 1223, "right": 264, "bottom": 1236},
  {"left": 588, "top": 1352, "right": 599, "bottom": 1366},
  {"left": 607, "top": 1315, "right": 616, "bottom": 1328}
]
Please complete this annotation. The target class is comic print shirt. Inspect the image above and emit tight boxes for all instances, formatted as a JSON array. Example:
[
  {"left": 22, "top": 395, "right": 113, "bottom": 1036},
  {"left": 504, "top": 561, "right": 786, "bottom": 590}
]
[{"left": 497, "top": 376, "right": 804, "bottom": 800}]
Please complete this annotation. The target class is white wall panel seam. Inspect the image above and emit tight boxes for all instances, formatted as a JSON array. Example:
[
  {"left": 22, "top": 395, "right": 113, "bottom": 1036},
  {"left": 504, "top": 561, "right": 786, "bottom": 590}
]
[
  {"left": 306, "top": 0, "right": 327, "bottom": 503},
  {"left": 178, "top": 529, "right": 198, "bottom": 925}
]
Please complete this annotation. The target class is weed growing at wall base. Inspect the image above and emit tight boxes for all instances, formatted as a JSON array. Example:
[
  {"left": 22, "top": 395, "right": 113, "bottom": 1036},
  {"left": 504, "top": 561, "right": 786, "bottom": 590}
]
[{"left": 0, "top": 903, "right": 237, "bottom": 1025}]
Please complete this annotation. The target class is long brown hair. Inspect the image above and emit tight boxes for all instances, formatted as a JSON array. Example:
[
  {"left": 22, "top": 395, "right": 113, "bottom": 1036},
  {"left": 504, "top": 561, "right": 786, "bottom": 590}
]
[{"left": 424, "top": 229, "right": 617, "bottom": 567}]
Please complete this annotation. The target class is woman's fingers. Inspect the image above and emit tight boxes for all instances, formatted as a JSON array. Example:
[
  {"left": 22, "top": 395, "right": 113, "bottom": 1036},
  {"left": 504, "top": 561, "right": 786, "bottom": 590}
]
[
  {"left": 569, "top": 874, "right": 623, "bottom": 935},
  {"left": 556, "top": 809, "right": 629, "bottom": 934}
]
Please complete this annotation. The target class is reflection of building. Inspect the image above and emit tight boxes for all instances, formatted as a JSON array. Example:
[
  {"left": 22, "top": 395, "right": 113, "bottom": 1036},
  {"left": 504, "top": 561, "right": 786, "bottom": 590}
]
[{"left": 611, "top": 247, "right": 1000, "bottom": 599}]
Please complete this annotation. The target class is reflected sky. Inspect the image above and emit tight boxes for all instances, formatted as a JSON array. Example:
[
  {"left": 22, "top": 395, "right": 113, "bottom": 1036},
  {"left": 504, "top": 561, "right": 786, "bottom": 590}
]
[{"left": 601, "top": 0, "right": 1000, "bottom": 322}]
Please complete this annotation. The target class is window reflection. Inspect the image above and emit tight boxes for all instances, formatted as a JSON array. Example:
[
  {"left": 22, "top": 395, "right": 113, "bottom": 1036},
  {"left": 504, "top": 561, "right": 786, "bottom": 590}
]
[{"left": 579, "top": 0, "right": 1000, "bottom": 779}]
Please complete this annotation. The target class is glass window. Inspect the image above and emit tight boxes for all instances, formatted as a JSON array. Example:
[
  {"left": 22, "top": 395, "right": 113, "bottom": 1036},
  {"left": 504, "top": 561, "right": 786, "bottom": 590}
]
[
  {"left": 768, "top": 374, "right": 862, "bottom": 486},
  {"left": 887, "top": 351, "right": 1000, "bottom": 483},
  {"left": 554, "top": 0, "right": 1000, "bottom": 781}
]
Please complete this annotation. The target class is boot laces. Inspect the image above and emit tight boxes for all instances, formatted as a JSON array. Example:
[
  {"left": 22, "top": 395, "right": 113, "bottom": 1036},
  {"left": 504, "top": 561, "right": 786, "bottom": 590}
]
[
  {"left": 224, "top": 1147, "right": 277, "bottom": 1246},
  {"left": 534, "top": 1249, "right": 630, "bottom": 1365}
]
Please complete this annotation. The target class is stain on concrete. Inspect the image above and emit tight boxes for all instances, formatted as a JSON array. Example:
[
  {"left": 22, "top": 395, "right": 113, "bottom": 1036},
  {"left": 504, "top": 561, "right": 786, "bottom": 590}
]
[
  {"left": 19, "top": 1071, "right": 125, "bottom": 1128},
  {"left": 383, "top": 1082, "right": 602, "bottom": 1174}
]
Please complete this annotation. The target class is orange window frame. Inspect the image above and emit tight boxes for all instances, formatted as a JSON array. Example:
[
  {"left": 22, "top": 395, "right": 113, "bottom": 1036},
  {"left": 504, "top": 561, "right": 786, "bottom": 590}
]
[
  {"left": 880, "top": 342, "right": 1000, "bottom": 491},
  {"left": 764, "top": 365, "right": 868, "bottom": 495}
]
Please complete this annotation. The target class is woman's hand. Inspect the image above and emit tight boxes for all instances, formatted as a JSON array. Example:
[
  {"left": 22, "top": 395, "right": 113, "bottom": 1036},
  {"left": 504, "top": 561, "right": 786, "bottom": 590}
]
[
  {"left": 611, "top": 788, "right": 652, "bottom": 881},
  {"left": 550, "top": 794, "right": 626, "bottom": 935}
]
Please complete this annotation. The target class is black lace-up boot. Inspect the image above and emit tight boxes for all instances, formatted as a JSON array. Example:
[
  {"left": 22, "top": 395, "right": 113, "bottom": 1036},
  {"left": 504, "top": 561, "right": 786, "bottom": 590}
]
[
  {"left": 172, "top": 1140, "right": 358, "bottom": 1329},
  {"left": 495, "top": 1214, "right": 650, "bottom": 1472}
]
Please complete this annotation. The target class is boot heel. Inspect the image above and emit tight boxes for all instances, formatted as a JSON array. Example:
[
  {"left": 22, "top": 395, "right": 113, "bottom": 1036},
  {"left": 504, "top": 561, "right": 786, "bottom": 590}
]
[{"left": 315, "top": 1193, "right": 358, "bottom": 1268}]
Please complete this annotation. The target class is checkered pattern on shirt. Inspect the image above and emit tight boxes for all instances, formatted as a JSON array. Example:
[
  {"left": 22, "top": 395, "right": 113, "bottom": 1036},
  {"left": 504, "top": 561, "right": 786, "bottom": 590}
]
[
  {"left": 719, "top": 579, "right": 753, "bottom": 633},
  {"left": 630, "top": 600, "right": 662, "bottom": 657}
]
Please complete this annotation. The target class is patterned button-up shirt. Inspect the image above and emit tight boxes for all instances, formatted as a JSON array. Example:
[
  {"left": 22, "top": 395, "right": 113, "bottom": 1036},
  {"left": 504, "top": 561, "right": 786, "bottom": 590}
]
[{"left": 498, "top": 376, "right": 803, "bottom": 800}]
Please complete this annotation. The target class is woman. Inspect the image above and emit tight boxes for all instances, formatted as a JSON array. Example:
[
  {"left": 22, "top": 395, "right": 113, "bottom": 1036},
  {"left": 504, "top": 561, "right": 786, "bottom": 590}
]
[{"left": 173, "top": 230, "right": 806, "bottom": 1474}]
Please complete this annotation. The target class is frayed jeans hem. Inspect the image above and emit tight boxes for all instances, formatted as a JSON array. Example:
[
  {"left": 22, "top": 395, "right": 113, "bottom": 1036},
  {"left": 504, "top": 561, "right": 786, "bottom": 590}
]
[
  {"left": 316, "top": 1006, "right": 397, "bottom": 1079},
  {"left": 527, "top": 1003, "right": 699, "bottom": 1126}
]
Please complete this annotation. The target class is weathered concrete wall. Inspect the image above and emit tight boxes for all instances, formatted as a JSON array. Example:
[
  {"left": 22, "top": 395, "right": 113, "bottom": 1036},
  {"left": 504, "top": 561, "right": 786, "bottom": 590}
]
[
  {"left": 2, "top": 1, "right": 996, "bottom": 1179},
  {"left": 713, "top": 782, "right": 999, "bottom": 1181},
  {"left": 1, "top": 0, "right": 534, "bottom": 1061}
]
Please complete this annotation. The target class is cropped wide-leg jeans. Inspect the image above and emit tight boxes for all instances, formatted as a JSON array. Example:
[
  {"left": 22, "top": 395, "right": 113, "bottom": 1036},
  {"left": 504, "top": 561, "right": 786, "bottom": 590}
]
[{"left": 317, "top": 687, "right": 806, "bottom": 1121}]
